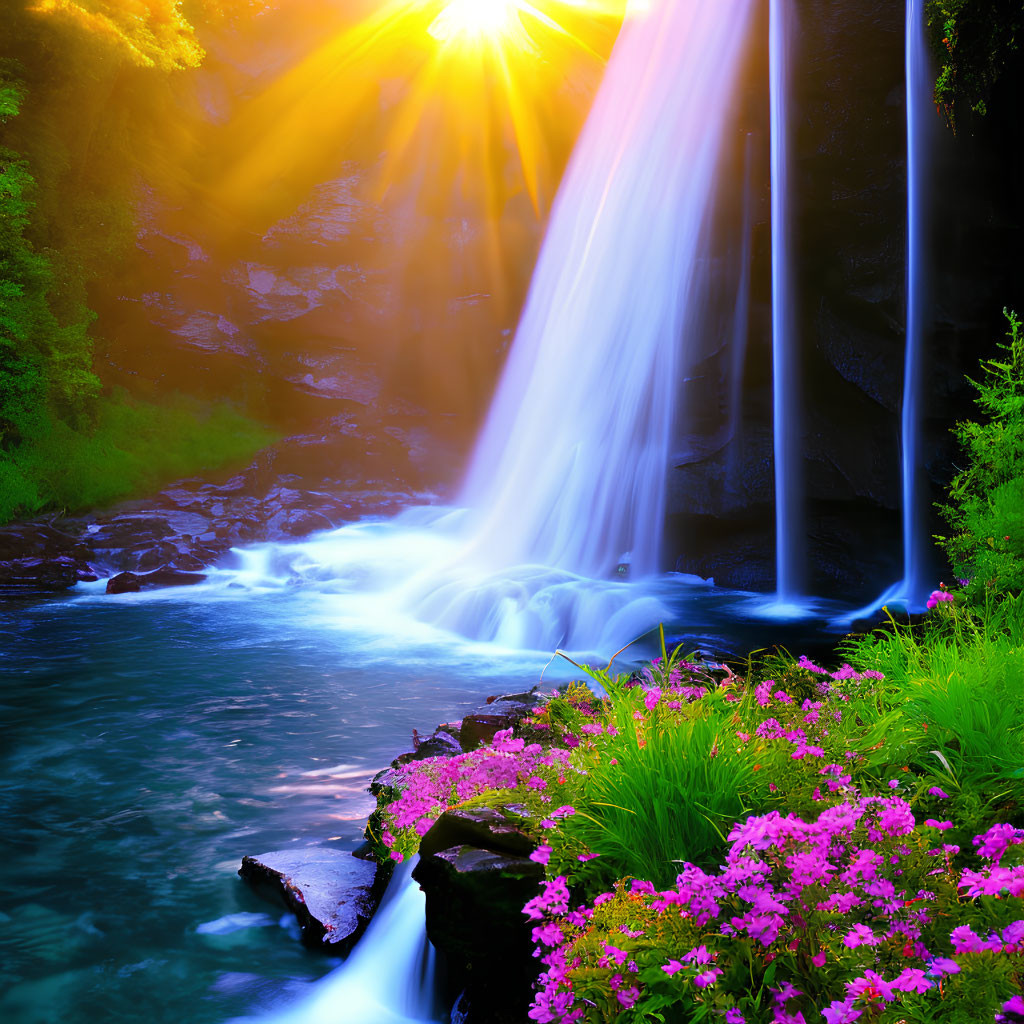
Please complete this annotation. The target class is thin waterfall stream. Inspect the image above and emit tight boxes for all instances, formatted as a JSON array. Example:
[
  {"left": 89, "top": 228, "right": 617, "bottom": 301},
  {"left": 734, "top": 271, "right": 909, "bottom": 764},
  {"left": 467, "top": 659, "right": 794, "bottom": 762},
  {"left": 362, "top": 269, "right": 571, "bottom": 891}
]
[
  {"left": 896, "top": 0, "right": 933, "bottom": 606},
  {"left": 768, "top": 0, "right": 804, "bottom": 611},
  {"left": 848, "top": 0, "right": 934, "bottom": 620}
]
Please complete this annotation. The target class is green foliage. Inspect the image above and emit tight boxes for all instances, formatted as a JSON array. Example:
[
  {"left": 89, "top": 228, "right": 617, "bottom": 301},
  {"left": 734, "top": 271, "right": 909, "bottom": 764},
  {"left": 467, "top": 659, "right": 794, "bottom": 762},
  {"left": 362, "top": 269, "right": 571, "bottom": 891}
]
[
  {"left": 0, "top": 391, "right": 275, "bottom": 522},
  {"left": 925, "top": 0, "right": 1024, "bottom": 128},
  {"left": 0, "top": 10, "right": 279, "bottom": 523},
  {"left": 549, "top": 670, "right": 766, "bottom": 889},
  {"left": 0, "top": 64, "right": 99, "bottom": 450},
  {"left": 939, "top": 309, "right": 1024, "bottom": 600}
]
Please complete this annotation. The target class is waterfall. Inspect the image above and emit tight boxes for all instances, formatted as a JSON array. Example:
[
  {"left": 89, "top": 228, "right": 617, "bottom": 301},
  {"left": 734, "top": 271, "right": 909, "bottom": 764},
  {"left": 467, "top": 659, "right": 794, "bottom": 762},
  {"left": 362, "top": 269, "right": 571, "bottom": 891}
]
[
  {"left": 769, "top": 0, "right": 803, "bottom": 608},
  {"left": 897, "top": 0, "right": 933, "bottom": 604},
  {"left": 246, "top": 860, "right": 438, "bottom": 1024},
  {"left": 728, "top": 132, "right": 755, "bottom": 453},
  {"left": 457, "top": 0, "right": 756, "bottom": 580},
  {"left": 844, "top": 0, "right": 934, "bottom": 622},
  {"left": 156, "top": 0, "right": 761, "bottom": 654}
]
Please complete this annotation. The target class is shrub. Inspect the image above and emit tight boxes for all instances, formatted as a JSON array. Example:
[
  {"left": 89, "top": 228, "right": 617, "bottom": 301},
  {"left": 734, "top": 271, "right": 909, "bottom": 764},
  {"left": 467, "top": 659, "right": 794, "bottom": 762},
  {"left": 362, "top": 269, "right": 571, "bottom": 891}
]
[{"left": 939, "top": 309, "right": 1024, "bottom": 602}]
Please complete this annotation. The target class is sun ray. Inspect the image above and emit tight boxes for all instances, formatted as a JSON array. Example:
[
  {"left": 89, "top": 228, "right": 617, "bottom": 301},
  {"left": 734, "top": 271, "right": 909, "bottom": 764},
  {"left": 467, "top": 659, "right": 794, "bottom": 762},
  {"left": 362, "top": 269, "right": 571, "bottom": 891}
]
[{"left": 211, "top": 0, "right": 633, "bottom": 226}]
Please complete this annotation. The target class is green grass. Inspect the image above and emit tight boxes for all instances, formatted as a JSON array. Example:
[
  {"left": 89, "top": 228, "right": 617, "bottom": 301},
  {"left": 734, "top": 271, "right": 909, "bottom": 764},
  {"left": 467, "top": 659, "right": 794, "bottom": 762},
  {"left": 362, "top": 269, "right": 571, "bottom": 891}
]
[
  {"left": 0, "top": 390, "right": 277, "bottom": 523},
  {"left": 543, "top": 664, "right": 768, "bottom": 889},
  {"left": 843, "top": 594, "right": 1024, "bottom": 793}
]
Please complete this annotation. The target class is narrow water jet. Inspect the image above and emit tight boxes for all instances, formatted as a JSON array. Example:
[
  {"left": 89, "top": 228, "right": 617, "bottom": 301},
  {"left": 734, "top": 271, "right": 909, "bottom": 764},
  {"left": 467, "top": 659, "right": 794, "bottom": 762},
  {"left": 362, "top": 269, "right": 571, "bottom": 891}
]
[
  {"left": 244, "top": 860, "right": 438, "bottom": 1024},
  {"left": 768, "top": 0, "right": 804, "bottom": 610},
  {"left": 728, "top": 132, "right": 756, "bottom": 453},
  {"left": 896, "top": 0, "right": 933, "bottom": 604},
  {"left": 844, "top": 0, "right": 934, "bottom": 623}
]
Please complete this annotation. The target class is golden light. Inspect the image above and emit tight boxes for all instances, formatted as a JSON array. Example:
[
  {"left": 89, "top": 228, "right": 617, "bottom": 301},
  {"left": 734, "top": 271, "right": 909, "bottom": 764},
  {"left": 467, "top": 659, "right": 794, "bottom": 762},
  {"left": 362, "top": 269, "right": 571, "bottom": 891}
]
[
  {"left": 213, "top": 1, "right": 632, "bottom": 219},
  {"left": 428, "top": 0, "right": 522, "bottom": 44},
  {"left": 427, "top": 0, "right": 565, "bottom": 51}
]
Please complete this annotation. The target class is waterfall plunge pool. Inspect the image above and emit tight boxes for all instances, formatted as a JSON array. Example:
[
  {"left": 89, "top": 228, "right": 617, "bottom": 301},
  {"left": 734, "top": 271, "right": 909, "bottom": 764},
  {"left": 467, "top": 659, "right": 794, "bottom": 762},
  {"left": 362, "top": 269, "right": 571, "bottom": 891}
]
[{"left": 1, "top": 550, "right": 854, "bottom": 1024}]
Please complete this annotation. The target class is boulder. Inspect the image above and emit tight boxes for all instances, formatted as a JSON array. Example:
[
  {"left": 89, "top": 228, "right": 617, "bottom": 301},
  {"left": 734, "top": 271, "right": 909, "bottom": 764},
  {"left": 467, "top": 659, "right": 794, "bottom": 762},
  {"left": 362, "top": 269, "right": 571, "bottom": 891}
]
[
  {"left": 106, "top": 571, "right": 142, "bottom": 594},
  {"left": 418, "top": 807, "right": 534, "bottom": 860},
  {"left": 459, "top": 691, "right": 543, "bottom": 751},
  {"left": 139, "top": 567, "right": 208, "bottom": 588},
  {"left": 239, "top": 847, "right": 385, "bottom": 954}
]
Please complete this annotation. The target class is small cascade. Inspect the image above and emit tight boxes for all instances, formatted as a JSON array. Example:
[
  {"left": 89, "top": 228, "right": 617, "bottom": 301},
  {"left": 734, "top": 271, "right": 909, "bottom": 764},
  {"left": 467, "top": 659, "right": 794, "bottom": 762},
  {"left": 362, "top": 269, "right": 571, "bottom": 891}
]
[
  {"left": 768, "top": 0, "right": 804, "bottom": 610},
  {"left": 247, "top": 860, "right": 438, "bottom": 1024}
]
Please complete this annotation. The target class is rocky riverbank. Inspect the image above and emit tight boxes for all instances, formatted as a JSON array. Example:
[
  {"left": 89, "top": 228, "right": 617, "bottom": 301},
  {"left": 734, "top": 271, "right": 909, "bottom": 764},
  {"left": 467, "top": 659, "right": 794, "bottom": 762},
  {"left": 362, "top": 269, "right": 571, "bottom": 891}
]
[{"left": 0, "top": 408, "right": 451, "bottom": 598}]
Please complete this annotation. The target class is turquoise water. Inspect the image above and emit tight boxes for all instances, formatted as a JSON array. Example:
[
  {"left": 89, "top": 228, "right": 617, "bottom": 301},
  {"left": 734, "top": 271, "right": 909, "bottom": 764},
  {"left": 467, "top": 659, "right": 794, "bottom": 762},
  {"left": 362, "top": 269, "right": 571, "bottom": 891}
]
[
  {"left": 0, "top": 577, "right": 846, "bottom": 1024},
  {"left": 0, "top": 592, "right": 550, "bottom": 1024}
]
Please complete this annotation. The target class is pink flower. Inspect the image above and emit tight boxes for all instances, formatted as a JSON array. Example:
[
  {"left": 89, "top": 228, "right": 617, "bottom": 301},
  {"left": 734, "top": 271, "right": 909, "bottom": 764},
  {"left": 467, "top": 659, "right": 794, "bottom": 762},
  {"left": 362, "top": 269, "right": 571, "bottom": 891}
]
[
  {"left": 531, "top": 922, "right": 564, "bottom": 947},
  {"left": 928, "top": 786, "right": 950, "bottom": 798},
  {"left": 602, "top": 944, "right": 628, "bottom": 966},
  {"left": 822, "top": 999, "right": 861, "bottom": 1024},
  {"left": 615, "top": 986, "right": 640, "bottom": 1009},
  {"left": 682, "top": 944, "right": 712, "bottom": 965},
  {"left": 726, "top": 1011, "right": 745, "bottom": 1024},
  {"left": 662, "top": 960, "right": 684, "bottom": 975},
  {"left": 843, "top": 923, "right": 878, "bottom": 948},
  {"left": 927, "top": 957, "right": 961, "bottom": 977},
  {"left": 811, "top": 951, "right": 827, "bottom": 967},
  {"left": 530, "top": 845, "right": 552, "bottom": 866},
  {"left": 693, "top": 967, "right": 723, "bottom": 988},
  {"left": 892, "top": 968, "right": 932, "bottom": 994},
  {"left": 998, "top": 995, "right": 1024, "bottom": 1022}
]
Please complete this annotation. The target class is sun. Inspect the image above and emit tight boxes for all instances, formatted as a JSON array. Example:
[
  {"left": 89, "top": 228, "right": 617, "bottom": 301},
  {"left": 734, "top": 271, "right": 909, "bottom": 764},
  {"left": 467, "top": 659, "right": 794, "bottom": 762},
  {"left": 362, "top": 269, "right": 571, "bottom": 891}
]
[
  {"left": 429, "top": 0, "right": 520, "bottom": 43},
  {"left": 427, "top": 0, "right": 560, "bottom": 50},
  {"left": 213, "top": 0, "right": 635, "bottom": 225}
]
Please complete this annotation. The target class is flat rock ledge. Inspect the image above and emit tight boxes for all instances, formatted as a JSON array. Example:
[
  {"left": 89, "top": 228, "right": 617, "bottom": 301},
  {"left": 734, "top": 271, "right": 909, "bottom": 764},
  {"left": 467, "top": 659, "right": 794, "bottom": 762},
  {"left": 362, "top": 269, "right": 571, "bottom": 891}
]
[{"left": 239, "top": 847, "right": 386, "bottom": 954}]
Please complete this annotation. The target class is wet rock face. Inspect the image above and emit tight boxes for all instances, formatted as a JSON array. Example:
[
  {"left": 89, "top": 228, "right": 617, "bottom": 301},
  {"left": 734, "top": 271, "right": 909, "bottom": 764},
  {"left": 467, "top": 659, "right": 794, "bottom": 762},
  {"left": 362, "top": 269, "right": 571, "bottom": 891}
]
[
  {"left": 239, "top": 848, "right": 385, "bottom": 954},
  {"left": 413, "top": 844, "right": 542, "bottom": 1022},
  {"left": 665, "top": 0, "right": 1024, "bottom": 599}
]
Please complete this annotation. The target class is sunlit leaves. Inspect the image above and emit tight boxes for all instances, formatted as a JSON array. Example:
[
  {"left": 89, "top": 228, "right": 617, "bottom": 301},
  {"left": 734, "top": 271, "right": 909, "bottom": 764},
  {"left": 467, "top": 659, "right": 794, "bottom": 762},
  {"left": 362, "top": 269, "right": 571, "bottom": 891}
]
[{"left": 30, "top": 0, "right": 204, "bottom": 71}]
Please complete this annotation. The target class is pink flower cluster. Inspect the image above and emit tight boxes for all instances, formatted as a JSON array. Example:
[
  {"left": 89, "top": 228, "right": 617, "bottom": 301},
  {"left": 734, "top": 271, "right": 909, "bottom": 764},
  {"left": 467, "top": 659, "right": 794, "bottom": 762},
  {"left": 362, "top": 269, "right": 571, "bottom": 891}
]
[
  {"left": 380, "top": 728, "right": 573, "bottom": 853},
  {"left": 927, "top": 589, "right": 956, "bottom": 610},
  {"left": 526, "top": 799, "right": 1024, "bottom": 1023}
]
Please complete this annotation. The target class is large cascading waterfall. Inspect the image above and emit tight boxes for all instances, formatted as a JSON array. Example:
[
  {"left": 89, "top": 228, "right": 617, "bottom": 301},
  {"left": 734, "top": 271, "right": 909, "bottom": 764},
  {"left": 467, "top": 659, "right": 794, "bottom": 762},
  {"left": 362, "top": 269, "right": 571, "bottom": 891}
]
[
  {"left": 455, "top": 0, "right": 756, "bottom": 581},
  {"left": 896, "top": 0, "right": 932, "bottom": 605},
  {"left": 404, "top": 0, "right": 756, "bottom": 647},
  {"left": 769, "top": 0, "right": 803, "bottom": 609},
  {"left": 196, "top": 0, "right": 758, "bottom": 654}
]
